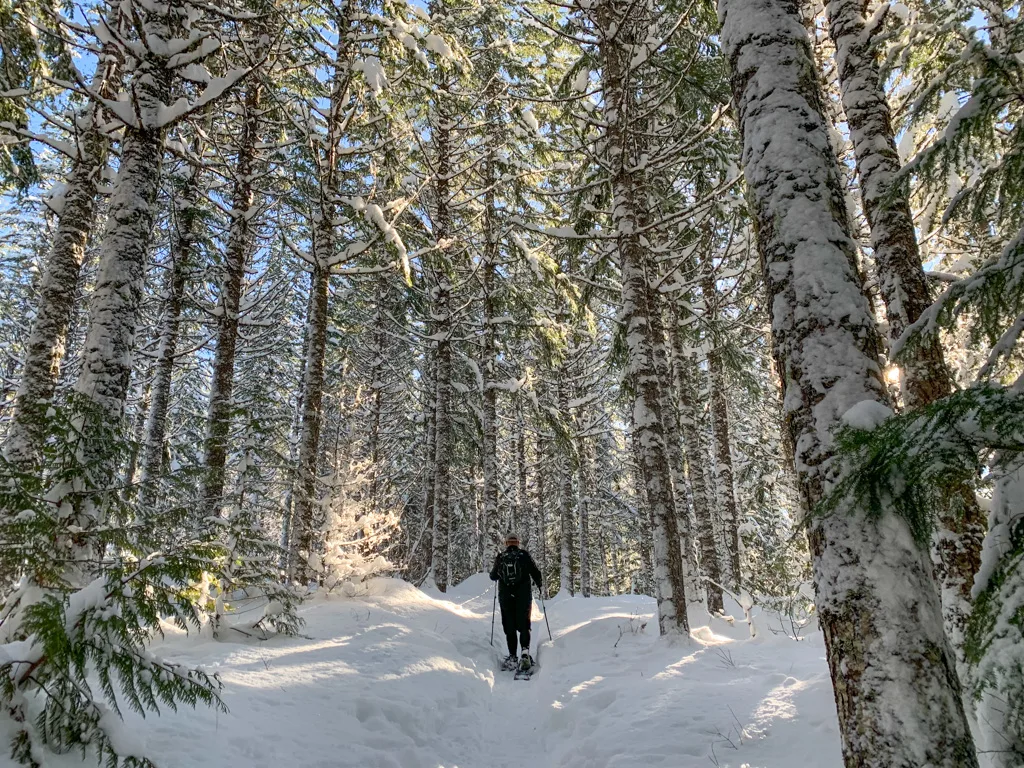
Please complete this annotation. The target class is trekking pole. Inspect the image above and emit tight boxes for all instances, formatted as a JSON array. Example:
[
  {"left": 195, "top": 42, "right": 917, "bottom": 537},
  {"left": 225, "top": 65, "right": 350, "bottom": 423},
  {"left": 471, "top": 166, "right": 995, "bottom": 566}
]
[
  {"left": 540, "top": 587, "right": 552, "bottom": 642},
  {"left": 489, "top": 582, "right": 497, "bottom": 647}
]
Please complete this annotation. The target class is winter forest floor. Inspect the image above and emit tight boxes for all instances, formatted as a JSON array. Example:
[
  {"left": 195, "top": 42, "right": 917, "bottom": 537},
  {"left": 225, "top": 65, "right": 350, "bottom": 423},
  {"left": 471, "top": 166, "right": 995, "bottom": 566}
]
[{"left": 3, "top": 577, "right": 844, "bottom": 768}]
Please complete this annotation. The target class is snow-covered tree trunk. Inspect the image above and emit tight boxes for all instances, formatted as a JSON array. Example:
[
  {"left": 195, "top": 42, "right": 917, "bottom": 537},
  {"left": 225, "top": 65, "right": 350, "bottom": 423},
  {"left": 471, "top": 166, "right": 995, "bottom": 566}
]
[
  {"left": 429, "top": 102, "right": 453, "bottom": 594},
  {"left": 653, "top": 306, "right": 699, "bottom": 600},
  {"left": 202, "top": 81, "right": 262, "bottom": 515},
  {"left": 140, "top": 163, "right": 201, "bottom": 504},
  {"left": 824, "top": 0, "right": 984, "bottom": 664},
  {"left": 4, "top": 49, "right": 119, "bottom": 468},
  {"left": 281, "top": 304, "right": 309, "bottom": 570},
  {"left": 366, "top": 293, "right": 385, "bottom": 513},
  {"left": 536, "top": 433, "right": 548, "bottom": 586},
  {"left": 597, "top": 0, "right": 688, "bottom": 634},
  {"left": 578, "top": 437, "right": 592, "bottom": 597},
  {"left": 292, "top": 25, "right": 352, "bottom": 583},
  {"left": 670, "top": 313, "right": 725, "bottom": 613},
  {"left": 121, "top": 370, "right": 152, "bottom": 489},
  {"left": 557, "top": 374, "right": 575, "bottom": 594},
  {"left": 516, "top": 407, "right": 528, "bottom": 537},
  {"left": 481, "top": 140, "right": 500, "bottom": 556},
  {"left": 970, "top": 464, "right": 1024, "bottom": 766},
  {"left": 417, "top": 348, "right": 437, "bottom": 581},
  {"left": 73, "top": 36, "right": 174, "bottom": 492},
  {"left": 629, "top": 421, "right": 656, "bottom": 599},
  {"left": 292, "top": 260, "right": 330, "bottom": 585},
  {"left": 719, "top": 0, "right": 978, "bottom": 763},
  {"left": 702, "top": 268, "right": 743, "bottom": 587}
]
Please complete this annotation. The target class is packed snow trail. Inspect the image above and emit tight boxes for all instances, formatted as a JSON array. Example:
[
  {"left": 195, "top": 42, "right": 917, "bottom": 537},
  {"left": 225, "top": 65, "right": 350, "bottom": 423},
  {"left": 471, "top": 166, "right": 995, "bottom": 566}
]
[{"left": 7, "top": 576, "right": 843, "bottom": 768}]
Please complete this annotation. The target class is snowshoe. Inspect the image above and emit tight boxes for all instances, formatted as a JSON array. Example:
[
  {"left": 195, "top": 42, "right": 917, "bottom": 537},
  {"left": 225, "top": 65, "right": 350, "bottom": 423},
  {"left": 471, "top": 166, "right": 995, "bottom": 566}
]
[
  {"left": 514, "top": 663, "right": 535, "bottom": 680},
  {"left": 514, "top": 653, "right": 535, "bottom": 679},
  {"left": 500, "top": 654, "right": 518, "bottom": 671}
]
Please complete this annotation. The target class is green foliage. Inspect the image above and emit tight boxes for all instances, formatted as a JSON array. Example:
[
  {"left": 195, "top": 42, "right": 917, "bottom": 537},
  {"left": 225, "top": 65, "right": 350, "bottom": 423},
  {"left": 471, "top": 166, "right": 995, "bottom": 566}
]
[
  {"left": 897, "top": 228, "right": 1024, "bottom": 379},
  {"left": 818, "top": 385, "right": 1024, "bottom": 544},
  {"left": 0, "top": 400, "right": 229, "bottom": 767},
  {"left": 0, "top": 0, "right": 41, "bottom": 190},
  {"left": 205, "top": 431, "right": 305, "bottom": 638}
]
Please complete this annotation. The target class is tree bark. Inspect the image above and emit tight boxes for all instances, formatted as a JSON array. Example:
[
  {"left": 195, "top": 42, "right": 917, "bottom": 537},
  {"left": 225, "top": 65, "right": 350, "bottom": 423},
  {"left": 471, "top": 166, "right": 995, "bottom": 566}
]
[
  {"left": 516, "top": 407, "right": 528, "bottom": 537},
  {"left": 202, "top": 81, "right": 262, "bottom": 515},
  {"left": 597, "top": 0, "right": 688, "bottom": 634},
  {"left": 653, "top": 305, "right": 700, "bottom": 601},
  {"left": 73, "top": 46, "right": 171, "bottom": 465},
  {"left": 557, "top": 374, "right": 575, "bottom": 595},
  {"left": 669, "top": 307, "right": 725, "bottom": 614},
  {"left": 480, "top": 44, "right": 503, "bottom": 560},
  {"left": 719, "top": 0, "right": 978, "bottom": 763},
  {"left": 429, "top": 90, "right": 453, "bottom": 594},
  {"left": 292, "top": 260, "right": 330, "bottom": 584},
  {"left": 4, "top": 45, "right": 119, "bottom": 469},
  {"left": 701, "top": 265, "right": 743, "bottom": 588},
  {"left": 291, "top": 26, "right": 351, "bottom": 583},
  {"left": 140, "top": 162, "right": 201, "bottom": 505},
  {"left": 578, "top": 436, "right": 592, "bottom": 598},
  {"left": 535, "top": 433, "right": 548, "bottom": 588},
  {"left": 824, "top": 0, "right": 984, "bottom": 664}
]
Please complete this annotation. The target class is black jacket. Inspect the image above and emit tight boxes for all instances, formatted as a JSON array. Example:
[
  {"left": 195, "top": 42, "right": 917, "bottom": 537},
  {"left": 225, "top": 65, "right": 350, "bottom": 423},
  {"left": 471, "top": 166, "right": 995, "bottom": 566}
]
[{"left": 489, "top": 545, "right": 542, "bottom": 595}]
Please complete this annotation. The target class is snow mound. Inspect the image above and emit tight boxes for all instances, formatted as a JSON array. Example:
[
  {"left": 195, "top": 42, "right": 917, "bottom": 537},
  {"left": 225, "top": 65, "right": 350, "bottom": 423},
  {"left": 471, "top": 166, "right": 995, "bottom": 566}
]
[{"left": 840, "top": 399, "right": 893, "bottom": 431}]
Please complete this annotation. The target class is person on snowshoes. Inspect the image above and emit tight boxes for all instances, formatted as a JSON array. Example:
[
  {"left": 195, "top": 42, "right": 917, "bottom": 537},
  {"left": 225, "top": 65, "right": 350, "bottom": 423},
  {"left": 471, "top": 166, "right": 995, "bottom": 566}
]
[{"left": 489, "top": 533, "right": 543, "bottom": 673}]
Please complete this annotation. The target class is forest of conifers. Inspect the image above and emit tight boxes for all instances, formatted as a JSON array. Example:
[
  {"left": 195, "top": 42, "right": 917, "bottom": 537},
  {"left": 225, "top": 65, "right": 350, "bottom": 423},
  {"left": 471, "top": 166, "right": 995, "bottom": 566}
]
[{"left": 0, "top": 0, "right": 1021, "bottom": 765}]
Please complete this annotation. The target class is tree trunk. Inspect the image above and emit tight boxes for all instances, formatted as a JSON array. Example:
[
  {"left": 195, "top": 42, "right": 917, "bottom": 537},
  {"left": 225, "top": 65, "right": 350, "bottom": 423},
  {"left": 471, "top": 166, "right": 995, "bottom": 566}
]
[
  {"left": 292, "top": 28, "right": 351, "bottom": 583},
  {"left": 202, "top": 81, "right": 262, "bottom": 515},
  {"left": 516, "top": 407, "right": 528, "bottom": 538},
  {"left": 3, "top": 45, "right": 120, "bottom": 469},
  {"left": 481, "top": 240, "right": 500, "bottom": 555},
  {"left": 292, "top": 261, "right": 330, "bottom": 584},
  {"left": 719, "top": 0, "right": 978, "bottom": 763},
  {"left": 73, "top": 54, "right": 171, "bottom": 476},
  {"left": 366, "top": 274, "right": 389, "bottom": 515},
  {"left": 653, "top": 305, "right": 700, "bottom": 601},
  {"left": 140, "top": 163, "right": 201, "bottom": 505},
  {"left": 557, "top": 374, "right": 575, "bottom": 594},
  {"left": 701, "top": 265, "right": 743, "bottom": 588},
  {"left": 597, "top": 0, "right": 688, "bottom": 634},
  {"left": 429, "top": 97, "right": 453, "bottom": 594},
  {"left": 824, "top": 0, "right": 984, "bottom": 664},
  {"left": 669, "top": 307, "right": 725, "bottom": 613},
  {"left": 629, "top": 423, "right": 656, "bottom": 599},
  {"left": 536, "top": 433, "right": 548, "bottom": 589},
  {"left": 480, "top": 55, "right": 502, "bottom": 560},
  {"left": 417, "top": 348, "right": 437, "bottom": 582},
  {"left": 578, "top": 437, "right": 592, "bottom": 598}
]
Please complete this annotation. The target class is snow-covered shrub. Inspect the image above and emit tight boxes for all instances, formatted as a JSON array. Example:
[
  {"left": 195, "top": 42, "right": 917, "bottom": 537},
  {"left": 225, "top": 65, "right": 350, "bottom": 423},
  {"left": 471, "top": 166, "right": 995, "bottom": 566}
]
[
  {"left": 202, "top": 431, "right": 303, "bottom": 638},
  {"left": 304, "top": 457, "right": 397, "bottom": 595}
]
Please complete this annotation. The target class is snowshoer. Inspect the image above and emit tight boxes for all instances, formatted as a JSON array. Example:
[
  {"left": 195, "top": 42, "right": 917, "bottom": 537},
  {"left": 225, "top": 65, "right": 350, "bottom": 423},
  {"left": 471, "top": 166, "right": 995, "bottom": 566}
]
[{"left": 489, "top": 533, "right": 542, "bottom": 672}]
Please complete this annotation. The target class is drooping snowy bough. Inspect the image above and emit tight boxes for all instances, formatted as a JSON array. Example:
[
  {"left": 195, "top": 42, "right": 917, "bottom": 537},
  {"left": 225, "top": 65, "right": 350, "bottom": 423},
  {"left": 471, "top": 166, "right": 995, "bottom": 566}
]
[{"left": 718, "top": 0, "right": 978, "bottom": 763}]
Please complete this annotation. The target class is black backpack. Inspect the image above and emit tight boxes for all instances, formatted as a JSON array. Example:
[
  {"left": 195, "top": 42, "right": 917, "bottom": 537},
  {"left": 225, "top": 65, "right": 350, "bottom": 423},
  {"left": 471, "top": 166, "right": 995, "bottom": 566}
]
[{"left": 498, "top": 549, "right": 524, "bottom": 587}]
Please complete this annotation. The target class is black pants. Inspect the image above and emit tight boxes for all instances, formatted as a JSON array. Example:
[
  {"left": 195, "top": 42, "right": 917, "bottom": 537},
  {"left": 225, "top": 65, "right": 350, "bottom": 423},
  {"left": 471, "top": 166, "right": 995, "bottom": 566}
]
[{"left": 499, "top": 589, "right": 532, "bottom": 657}]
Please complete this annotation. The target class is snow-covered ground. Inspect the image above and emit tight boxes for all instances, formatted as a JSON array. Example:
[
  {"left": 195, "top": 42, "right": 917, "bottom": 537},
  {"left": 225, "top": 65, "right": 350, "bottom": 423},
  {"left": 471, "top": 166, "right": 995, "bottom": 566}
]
[{"left": 10, "top": 576, "right": 843, "bottom": 768}]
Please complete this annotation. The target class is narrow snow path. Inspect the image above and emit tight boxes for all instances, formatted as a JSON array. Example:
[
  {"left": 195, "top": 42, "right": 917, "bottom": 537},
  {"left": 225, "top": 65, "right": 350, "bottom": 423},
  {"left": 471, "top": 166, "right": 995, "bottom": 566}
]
[{"left": 22, "top": 576, "right": 843, "bottom": 768}]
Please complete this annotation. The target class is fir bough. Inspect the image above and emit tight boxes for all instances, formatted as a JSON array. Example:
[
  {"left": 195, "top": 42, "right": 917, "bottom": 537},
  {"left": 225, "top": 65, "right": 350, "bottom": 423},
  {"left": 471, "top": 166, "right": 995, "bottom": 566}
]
[
  {"left": 818, "top": 385, "right": 1024, "bottom": 544},
  {"left": 0, "top": 403, "right": 228, "bottom": 768}
]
